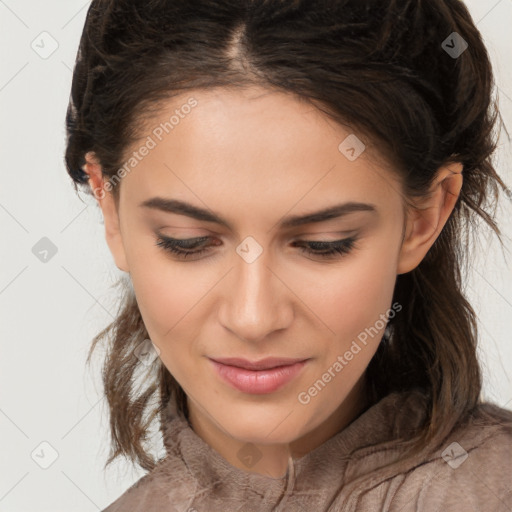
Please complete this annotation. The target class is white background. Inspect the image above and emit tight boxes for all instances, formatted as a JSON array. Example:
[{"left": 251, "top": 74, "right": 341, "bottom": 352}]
[{"left": 0, "top": 1, "right": 511, "bottom": 510}]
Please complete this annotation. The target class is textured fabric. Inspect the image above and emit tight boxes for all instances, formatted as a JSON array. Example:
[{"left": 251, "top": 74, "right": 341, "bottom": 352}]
[{"left": 102, "top": 389, "right": 512, "bottom": 511}]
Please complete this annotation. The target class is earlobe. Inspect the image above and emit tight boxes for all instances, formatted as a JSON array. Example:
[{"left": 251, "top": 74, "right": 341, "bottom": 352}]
[
  {"left": 82, "top": 152, "right": 130, "bottom": 273},
  {"left": 397, "top": 163, "right": 463, "bottom": 275}
]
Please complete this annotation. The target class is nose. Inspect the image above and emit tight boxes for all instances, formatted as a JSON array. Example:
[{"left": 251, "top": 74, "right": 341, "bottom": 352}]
[{"left": 218, "top": 248, "right": 293, "bottom": 343}]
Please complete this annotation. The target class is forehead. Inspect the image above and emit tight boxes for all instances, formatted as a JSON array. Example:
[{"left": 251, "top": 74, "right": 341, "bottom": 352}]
[{"left": 119, "top": 86, "right": 402, "bottom": 221}]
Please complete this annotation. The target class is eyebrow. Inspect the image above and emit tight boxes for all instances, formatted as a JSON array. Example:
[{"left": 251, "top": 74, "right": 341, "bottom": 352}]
[{"left": 139, "top": 197, "right": 377, "bottom": 230}]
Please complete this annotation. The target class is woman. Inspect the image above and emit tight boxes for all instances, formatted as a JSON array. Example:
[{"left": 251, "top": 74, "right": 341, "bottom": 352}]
[{"left": 64, "top": 0, "right": 512, "bottom": 510}]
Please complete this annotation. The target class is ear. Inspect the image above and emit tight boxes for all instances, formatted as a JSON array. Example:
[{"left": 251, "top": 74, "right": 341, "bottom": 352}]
[
  {"left": 397, "top": 162, "right": 463, "bottom": 275},
  {"left": 82, "top": 152, "right": 130, "bottom": 273}
]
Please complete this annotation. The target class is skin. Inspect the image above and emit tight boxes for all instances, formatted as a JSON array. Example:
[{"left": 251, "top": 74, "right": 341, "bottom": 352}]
[{"left": 83, "top": 85, "right": 463, "bottom": 478}]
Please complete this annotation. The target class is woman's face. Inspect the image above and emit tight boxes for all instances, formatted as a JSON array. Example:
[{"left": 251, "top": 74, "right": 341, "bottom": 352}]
[{"left": 94, "top": 85, "right": 438, "bottom": 474}]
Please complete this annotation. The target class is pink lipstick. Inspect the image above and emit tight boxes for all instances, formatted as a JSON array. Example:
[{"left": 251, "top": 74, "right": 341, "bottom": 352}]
[{"left": 209, "top": 357, "right": 309, "bottom": 394}]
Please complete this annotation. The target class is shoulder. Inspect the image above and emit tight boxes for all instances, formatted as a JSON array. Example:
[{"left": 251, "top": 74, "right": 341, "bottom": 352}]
[
  {"left": 101, "top": 468, "right": 163, "bottom": 512},
  {"left": 391, "top": 402, "right": 512, "bottom": 511},
  {"left": 101, "top": 456, "right": 198, "bottom": 512}
]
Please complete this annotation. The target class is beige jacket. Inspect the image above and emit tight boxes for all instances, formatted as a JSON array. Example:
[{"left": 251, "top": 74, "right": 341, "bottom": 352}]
[{"left": 103, "top": 389, "right": 512, "bottom": 511}]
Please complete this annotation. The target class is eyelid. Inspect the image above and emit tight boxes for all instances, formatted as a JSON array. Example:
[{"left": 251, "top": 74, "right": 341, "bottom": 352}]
[
  {"left": 156, "top": 228, "right": 359, "bottom": 239},
  {"left": 156, "top": 233, "right": 357, "bottom": 244},
  {"left": 154, "top": 232, "right": 359, "bottom": 262},
  {"left": 292, "top": 230, "right": 358, "bottom": 239}
]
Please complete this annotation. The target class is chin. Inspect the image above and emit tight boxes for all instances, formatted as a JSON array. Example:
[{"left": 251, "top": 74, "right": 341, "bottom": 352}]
[{"left": 212, "top": 406, "right": 306, "bottom": 445}]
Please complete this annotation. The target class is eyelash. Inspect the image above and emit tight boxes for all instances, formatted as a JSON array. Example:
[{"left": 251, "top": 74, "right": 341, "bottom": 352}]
[{"left": 154, "top": 235, "right": 358, "bottom": 260}]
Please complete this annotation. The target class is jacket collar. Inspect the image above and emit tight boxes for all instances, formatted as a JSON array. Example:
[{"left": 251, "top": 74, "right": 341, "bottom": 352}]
[{"left": 158, "top": 389, "right": 429, "bottom": 509}]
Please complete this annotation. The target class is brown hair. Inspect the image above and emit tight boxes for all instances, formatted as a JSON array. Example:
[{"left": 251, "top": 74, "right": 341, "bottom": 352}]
[{"left": 64, "top": 0, "right": 510, "bottom": 473}]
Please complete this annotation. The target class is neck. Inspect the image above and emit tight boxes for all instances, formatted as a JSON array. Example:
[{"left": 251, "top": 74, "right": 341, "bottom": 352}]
[{"left": 187, "top": 373, "right": 368, "bottom": 477}]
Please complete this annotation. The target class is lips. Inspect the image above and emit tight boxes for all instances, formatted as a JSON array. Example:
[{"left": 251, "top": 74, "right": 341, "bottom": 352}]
[
  {"left": 208, "top": 357, "right": 310, "bottom": 394},
  {"left": 209, "top": 356, "right": 308, "bottom": 371}
]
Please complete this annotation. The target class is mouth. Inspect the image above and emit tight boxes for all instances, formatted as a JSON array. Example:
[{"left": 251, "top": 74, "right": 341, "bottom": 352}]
[
  {"left": 208, "top": 357, "right": 310, "bottom": 394},
  {"left": 209, "top": 356, "right": 308, "bottom": 371}
]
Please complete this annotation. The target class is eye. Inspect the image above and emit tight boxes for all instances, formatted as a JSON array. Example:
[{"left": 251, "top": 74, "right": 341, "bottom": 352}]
[
  {"left": 292, "top": 237, "right": 357, "bottom": 259},
  {"left": 154, "top": 235, "right": 213, "bottom": 259},
  {"left": 154, "top": 235, "right": 358, "bottom": 260}
]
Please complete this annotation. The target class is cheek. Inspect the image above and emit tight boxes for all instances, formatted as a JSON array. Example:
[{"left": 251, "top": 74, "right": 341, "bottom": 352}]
[
  {"left": 125, "top": 232, "right": 205, "bottom": 341},
  {"left": 128, "top": 259, "right": 207, "bottom": 385},
  {"left": 296, "top": 240, "right": 398, "bottom": 342}
]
